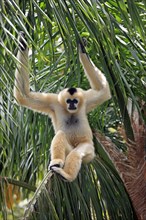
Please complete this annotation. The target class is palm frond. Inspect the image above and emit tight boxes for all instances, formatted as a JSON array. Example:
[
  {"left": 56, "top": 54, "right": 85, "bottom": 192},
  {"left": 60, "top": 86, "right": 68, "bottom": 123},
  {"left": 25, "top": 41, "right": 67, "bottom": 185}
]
[{"left": 24, "top": 159, "right": 134, "bottom": 220}]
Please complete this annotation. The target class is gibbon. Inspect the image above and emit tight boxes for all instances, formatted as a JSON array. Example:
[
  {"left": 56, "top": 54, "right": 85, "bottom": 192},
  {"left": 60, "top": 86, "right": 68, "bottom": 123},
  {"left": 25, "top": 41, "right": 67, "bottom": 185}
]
[{"left": 14, "top": 32, "right": 111, "bottom": 182}]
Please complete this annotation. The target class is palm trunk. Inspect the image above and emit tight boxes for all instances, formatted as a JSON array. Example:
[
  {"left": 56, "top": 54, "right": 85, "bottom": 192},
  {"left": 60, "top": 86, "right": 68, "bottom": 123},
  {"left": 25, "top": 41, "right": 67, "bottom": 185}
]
[{"left": 95, "top": 102, "right": 146, "bottom": 219}]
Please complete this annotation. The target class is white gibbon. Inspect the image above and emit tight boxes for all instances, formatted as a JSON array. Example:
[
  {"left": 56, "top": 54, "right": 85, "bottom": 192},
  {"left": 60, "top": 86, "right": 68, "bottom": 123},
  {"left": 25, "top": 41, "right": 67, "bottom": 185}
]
[{"left": 14, "top": 32, "right": 111, "bottom": 182}]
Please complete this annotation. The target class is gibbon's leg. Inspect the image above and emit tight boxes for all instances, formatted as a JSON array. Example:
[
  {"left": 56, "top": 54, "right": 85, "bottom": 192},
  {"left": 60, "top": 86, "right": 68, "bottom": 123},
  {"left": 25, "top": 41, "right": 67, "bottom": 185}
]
[
  {"left": 52, "top": 142, "right": 95, "bottom": 182},
  {"left": 49, "top": 130, "right": 72, "bottom": 170}
]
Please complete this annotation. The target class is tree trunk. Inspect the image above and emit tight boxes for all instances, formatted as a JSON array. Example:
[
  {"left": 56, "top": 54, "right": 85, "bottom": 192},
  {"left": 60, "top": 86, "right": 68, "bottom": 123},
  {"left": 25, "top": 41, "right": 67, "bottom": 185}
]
[{"left": 95, "top": 102, "right": 146, "bottom": 219}]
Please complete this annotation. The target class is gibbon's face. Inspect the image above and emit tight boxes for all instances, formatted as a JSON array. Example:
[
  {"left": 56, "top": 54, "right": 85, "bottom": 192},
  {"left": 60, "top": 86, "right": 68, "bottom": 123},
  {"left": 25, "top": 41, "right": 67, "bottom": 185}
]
[{"left": 58, "top": 88, "right": 84, "bottom": 113}]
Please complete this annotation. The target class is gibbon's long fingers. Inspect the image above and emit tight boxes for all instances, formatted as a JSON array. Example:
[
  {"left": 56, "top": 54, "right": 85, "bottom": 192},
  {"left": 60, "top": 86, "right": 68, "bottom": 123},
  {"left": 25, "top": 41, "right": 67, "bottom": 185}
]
[
  {"left": 78, "top": 37, "right": 87, "bottom": 54},
  {"left": 18, "top": 32, "right": 27, "bottom": 51}
]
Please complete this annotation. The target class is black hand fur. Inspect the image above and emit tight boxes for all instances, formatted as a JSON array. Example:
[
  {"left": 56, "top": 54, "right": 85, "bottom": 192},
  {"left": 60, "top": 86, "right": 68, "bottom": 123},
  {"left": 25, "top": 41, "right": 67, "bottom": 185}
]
[
  {"left": 78, "top": 37, "right": 87, "bottom": 53},
  {"left": 18, "top": 31, "right": 27, "bottom": 51}
]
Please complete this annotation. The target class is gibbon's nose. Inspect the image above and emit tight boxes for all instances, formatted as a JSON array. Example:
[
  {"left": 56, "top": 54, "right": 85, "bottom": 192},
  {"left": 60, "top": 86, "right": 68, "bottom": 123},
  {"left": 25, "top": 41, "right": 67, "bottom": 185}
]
[{"left": 68, "top": 101, "right": 77, "bottom": 110}]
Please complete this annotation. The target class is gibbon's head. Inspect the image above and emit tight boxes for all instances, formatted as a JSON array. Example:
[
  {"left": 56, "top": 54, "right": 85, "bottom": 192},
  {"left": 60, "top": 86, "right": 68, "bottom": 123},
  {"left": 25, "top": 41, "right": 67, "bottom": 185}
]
[{"left": 58, "top": 88, "right": 84, "bottom": 113}]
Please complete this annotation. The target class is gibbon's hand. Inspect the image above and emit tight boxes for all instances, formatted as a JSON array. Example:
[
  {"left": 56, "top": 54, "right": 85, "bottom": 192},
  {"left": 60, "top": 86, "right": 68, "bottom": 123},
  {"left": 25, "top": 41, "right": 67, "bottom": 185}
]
[
  {"left": 78, "top": 37, "right": 87, "bottom": 54},
  {"left": 18, "top": 31, "right": 27, "bottom": 51}
]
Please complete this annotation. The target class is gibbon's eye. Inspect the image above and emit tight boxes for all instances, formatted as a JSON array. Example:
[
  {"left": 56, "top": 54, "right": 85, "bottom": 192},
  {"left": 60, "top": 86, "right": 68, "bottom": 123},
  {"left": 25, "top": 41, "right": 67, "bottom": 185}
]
[
  {"left": 66, "top": 99, "right": 78, "bottom": 104},
  {"left": 73, "top": 99, "right": 78, "bottom": 104},
  {"left": 66, "top": 99, "right": 72, "bottom": 104}
]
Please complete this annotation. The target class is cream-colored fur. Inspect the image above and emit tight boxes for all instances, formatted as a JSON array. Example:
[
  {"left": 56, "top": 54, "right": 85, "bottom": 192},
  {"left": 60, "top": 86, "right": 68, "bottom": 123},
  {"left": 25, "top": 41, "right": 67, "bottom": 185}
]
[{"left": 14, "top": 33, "right": 111, "bottom": 182}]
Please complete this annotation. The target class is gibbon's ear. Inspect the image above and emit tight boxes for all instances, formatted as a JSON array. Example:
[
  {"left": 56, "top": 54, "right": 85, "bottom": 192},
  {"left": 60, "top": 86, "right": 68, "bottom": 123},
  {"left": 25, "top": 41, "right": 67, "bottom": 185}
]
[
  {"left": 78, "top": 37, "right": 87, "bottom": 54},
  {"left": 18, "top": 31, "right": 27, "bottom": 51}
]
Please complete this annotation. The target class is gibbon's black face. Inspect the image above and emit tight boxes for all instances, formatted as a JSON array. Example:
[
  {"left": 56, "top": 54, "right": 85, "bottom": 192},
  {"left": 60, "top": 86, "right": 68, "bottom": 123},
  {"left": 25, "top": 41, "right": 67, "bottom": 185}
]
[
  {"left": 66, "top": 98, "right": 78, "bottom": 110},
  {"left": 66, "top": 88, "right": 79, "bottom": 112}
]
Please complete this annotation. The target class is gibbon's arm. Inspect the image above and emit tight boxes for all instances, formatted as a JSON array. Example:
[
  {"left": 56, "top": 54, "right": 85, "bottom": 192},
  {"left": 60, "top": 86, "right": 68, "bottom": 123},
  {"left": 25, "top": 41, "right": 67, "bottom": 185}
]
[
  {"left": 79, "top": 41, "right": 111, "bottom": 112},
  {"left": 14, "top": 33, "right": 58, "bottom": 115}
]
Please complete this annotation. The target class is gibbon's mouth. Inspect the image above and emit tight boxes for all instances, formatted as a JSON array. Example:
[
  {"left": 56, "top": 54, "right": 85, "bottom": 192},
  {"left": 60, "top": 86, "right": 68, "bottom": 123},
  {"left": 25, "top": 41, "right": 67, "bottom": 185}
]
[{"left": 68, "top": 107, "right": 77, "bottom": 110}]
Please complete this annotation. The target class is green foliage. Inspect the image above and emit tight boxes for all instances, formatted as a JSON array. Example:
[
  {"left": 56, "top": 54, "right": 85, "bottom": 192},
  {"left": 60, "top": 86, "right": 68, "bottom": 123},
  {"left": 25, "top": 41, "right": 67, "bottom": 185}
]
[
  {"left": 24, "top": 158, "right": 134, "bottom": 220},
  {"left": 0, "top": 0, "right": 145, "bottom": 219}
]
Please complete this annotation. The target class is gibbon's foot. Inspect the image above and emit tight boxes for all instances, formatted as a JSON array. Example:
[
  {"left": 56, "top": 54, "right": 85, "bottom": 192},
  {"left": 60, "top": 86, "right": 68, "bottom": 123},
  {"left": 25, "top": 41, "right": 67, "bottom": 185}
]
[
  {"left": 51, "top": 166, "right": 75, "bottom": 182},
  {"left": 49, "top": 159, "right": 64, "bottom": 171},
  {"left": 18, "top": 31, "right": 27, "bottom": 51},
  {"left": 79, "top": 37, "right": 87, "bottom": 53}
]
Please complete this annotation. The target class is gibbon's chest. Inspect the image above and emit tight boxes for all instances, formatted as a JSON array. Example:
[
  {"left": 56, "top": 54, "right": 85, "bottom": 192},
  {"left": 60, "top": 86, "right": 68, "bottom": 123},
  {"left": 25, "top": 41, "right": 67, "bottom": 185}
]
[
  {"left": 61, "top": 113, "right": 91, "bottom": 136},
  {"left": 65, "top": 115, "right": 79, "bottom": 127},
  {"left": 52, "top": 108, "right": 91, "bottom": 135}
]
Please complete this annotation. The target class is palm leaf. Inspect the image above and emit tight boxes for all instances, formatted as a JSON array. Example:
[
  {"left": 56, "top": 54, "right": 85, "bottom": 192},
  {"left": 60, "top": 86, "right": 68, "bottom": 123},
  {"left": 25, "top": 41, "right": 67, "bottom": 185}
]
[{"left": 24, "top": 158, "right": 134, "bottom": 220}]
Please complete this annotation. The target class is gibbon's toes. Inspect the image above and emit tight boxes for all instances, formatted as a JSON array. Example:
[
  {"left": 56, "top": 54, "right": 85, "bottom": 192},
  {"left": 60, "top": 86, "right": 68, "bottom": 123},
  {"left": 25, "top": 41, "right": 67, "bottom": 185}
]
[
  {"left": 50, "top": 164, "right": 60, "bottom": 170},
  {"left": 49, "top": 159, "right": 64, "bottom": 171},
  {"left": 78, "top": 37, "right": 87, "bottom": 54},
  {"left": 18, "top": 31, "right": 27, "bottom": 51},
  {"left": 50, "top": 166, "right": 61, "bottom": 173}
]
